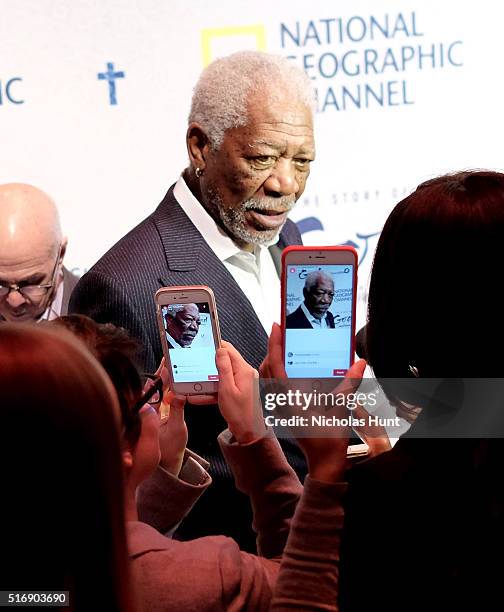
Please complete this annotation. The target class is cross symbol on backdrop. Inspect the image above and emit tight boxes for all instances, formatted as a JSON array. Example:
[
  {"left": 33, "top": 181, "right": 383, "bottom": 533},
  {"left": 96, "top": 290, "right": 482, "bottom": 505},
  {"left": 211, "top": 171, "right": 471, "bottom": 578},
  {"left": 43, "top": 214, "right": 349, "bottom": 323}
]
[{"left": 97, "top": 62, "right": 125, "bottom": 105}]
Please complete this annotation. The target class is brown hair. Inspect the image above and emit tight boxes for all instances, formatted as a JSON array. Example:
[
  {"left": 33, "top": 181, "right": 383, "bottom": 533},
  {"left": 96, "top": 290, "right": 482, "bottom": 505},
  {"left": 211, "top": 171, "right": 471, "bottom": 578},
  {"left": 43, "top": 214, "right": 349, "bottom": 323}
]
[
  {"left": 0, "top": 324, "right": 134, "bottom": 612},
  {"left": 49, "top": 314, "right": 143, "bottom": 447}
]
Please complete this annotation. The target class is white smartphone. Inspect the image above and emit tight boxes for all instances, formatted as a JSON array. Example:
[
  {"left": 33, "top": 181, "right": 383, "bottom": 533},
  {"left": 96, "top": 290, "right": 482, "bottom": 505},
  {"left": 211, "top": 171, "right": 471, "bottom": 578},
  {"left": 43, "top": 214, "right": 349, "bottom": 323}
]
[
  {"left": 281, "top": 246, "right": 358, "bottom": 378},
  {"left": 155, "top": 285, "right": 221, "bottom": 395}
]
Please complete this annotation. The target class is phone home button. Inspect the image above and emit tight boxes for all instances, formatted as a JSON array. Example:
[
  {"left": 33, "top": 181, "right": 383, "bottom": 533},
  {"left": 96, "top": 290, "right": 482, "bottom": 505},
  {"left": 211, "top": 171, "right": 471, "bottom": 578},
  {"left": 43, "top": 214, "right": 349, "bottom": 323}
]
[{"left": 193, "top": 383, "right": 203, "bottom": 392}]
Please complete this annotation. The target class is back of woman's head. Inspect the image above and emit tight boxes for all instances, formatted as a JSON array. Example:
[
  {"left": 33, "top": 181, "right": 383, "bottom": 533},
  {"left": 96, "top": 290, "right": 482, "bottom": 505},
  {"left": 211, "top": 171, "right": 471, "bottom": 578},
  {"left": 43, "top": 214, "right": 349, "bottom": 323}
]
[
  {"left": 367, "top": 170, "right": 504, "bottom": 379},
  {"left": 50, "top": 314, "right": 143, "bottom": 447},
  {"left": 366, "top": 172, "right": 504, "bottom": 576},
  {"left": 0, "top": 324, "right": 133, "bottom": 612}
]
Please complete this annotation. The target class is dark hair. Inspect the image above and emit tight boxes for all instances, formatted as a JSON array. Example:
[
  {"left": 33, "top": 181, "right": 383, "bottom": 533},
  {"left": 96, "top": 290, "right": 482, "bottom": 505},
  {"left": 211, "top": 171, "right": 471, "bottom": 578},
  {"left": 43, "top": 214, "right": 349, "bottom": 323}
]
[
  {"left": 0, "top": 324, "right": 134, "bottom": 612},
  {"left": 362, "top": 171, "right": 504, "bottom": 597},
  {"left": 367, "top": 170, "right": 504, "bottom": 381},
  {"left": 49, "top": 314, "right": 143, "bottom": 447}
]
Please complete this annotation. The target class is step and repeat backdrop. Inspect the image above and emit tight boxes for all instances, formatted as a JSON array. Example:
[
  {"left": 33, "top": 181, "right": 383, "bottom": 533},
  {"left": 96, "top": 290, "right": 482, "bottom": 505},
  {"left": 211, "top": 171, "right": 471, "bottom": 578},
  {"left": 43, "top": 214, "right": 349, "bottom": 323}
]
[{"left": 2, "top": 0, "right": 503, "bottom": 325}]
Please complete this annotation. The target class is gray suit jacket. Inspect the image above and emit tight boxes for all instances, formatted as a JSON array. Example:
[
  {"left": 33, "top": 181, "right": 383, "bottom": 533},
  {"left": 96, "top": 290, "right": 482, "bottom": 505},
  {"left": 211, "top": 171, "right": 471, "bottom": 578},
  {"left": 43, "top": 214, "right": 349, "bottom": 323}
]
[
  {"left": 285, "top": 304, "right": 335, "bottom": 329},
  {"left": 69, "top": 185, "right": 305, "bottom": 550},
  {"left": 61, "top": 267, "right": 79, "bottom": 315}
]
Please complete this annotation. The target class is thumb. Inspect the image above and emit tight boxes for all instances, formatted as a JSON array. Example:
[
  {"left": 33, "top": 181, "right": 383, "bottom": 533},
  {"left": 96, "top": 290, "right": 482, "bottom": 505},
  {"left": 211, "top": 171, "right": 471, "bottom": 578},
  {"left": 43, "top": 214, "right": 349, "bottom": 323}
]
[
  {"left": 164, "top": 390, "right": 186, "bottom": 411},
  {"left": 347, "top": 358, "right": 367, "bottom": 379},
  {"left": 215, "top": 347, "right": 236, "bottom": 394},
  {"left": 169, "top": 393, "right": 186, "bottom": 412},
  {"left": 266, "top": 322, "right": 287, "bottom": 379},
  {"left": 335, "top": 359, "right": 367, "bottom": 398}
]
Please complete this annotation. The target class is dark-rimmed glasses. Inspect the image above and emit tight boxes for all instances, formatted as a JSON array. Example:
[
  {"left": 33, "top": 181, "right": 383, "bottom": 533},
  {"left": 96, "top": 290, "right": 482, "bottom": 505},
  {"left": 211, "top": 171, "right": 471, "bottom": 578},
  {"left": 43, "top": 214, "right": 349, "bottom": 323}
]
[
  {"left": 131, "top": 374, "right": 164, "bottom": 414},
  {"left": 0, "top": 243, "right": 62, "bottom": 300}
]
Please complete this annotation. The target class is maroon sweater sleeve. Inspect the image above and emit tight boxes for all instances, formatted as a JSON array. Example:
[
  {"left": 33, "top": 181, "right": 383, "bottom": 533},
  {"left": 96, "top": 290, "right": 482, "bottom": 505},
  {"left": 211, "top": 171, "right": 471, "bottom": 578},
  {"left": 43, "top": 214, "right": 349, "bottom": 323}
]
[
  {"left": 270, "top": 476, "right": 347, "bottom": 611},
  {"left": 218, "top": 429, "right": 303, "bottom": 558}
]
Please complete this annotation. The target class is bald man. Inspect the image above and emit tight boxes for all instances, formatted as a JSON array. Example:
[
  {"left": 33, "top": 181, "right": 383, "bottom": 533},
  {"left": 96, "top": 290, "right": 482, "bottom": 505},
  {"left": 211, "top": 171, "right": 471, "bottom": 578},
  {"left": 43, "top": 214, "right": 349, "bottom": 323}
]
[{"left": 0, "top": 183, "right": 78, "bottom": 322}]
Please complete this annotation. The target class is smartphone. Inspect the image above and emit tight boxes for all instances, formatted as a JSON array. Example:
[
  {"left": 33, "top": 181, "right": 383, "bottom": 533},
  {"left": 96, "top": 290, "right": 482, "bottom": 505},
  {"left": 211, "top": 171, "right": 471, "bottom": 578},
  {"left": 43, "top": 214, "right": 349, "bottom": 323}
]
[
  {"left": 155, "top": 285, "right": 221, "bottom": 394},
  {"left": 281, "top": 246, "right": 358, "bottom": 378},
  {"left": 281, "top": 247, "right": 365, "bottom": 453}
]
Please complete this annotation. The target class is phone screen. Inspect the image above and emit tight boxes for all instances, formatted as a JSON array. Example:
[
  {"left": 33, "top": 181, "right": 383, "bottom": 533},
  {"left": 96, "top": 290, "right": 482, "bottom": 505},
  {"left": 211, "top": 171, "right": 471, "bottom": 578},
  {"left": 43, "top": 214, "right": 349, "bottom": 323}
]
[
  {"left": 284, "top": 264, "right": 355, "bottom": 378},
  {"left": 161, "top": 302, "right": 219, "bottom": 383}
]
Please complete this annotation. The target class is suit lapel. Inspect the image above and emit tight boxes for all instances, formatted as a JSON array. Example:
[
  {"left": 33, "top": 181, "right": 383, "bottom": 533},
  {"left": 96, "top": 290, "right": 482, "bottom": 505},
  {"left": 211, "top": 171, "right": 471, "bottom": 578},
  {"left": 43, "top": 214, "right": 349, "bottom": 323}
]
[
  {"left": 151, "top": 189, "right": 204, "bottom": 272},
  {"left": 268, "top": 244, "right": 282, "bottom": 278}
]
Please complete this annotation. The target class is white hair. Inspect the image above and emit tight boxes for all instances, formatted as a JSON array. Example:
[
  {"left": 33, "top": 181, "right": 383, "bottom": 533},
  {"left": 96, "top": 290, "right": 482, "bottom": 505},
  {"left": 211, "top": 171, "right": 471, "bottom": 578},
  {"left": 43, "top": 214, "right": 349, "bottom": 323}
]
[
  {"left": 304, "top": 271, "right": 334, "bottom": 293},
  {"left": 165, "top": 303, "right": 198, "bottom": 318},
  {"left": 189, "top": 51, "right": 316, "bottom": 149}
]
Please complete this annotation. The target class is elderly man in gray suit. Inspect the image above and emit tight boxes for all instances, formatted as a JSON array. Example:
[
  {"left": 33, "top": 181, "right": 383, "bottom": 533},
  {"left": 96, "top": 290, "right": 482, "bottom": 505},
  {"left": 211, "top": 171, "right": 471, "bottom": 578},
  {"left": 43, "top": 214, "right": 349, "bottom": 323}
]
[
  {"left": 0, "top": 184, "right": 78, "bottom": 322},
  {"left": 70, "top": 50, "right": 316, "bottom": 550}
]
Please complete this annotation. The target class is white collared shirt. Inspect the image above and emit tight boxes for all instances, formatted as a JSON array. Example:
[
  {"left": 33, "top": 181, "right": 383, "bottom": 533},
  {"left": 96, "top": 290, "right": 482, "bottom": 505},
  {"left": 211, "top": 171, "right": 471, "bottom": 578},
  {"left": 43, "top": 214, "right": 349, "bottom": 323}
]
[
  {"left": 173, "top": 176, "right": 281, "bottom": 334},
  {"left": 165, "top": 329, "right": 206, "bottom": 349},
  {"left": 300, "top": 302, "right": 331, "bottom": 329}
]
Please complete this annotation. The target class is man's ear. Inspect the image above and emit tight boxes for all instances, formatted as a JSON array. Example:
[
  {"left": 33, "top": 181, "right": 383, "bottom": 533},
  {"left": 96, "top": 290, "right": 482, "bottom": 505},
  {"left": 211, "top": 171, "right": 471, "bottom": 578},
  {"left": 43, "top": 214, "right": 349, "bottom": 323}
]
[
  {"left": 59, "top": 237, "right": 68, "bottom": 262},
  {"left": 186, "top": 122, "right": 211, "bottom": 172}
]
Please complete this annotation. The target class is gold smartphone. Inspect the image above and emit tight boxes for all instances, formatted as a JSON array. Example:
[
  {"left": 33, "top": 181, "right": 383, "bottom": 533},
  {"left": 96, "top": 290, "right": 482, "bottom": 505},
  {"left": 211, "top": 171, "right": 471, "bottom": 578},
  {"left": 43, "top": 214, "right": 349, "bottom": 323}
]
[{"left": 155, "top": 285, "right": 221, "bottom": 395}]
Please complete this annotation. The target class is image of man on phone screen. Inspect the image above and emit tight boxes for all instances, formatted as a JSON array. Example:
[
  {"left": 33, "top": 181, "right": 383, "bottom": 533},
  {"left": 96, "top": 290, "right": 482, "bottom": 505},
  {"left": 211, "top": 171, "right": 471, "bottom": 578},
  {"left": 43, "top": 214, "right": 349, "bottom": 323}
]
[
  {"left": 164, "top": 303, "right": 201, "bottom": 348},
  {"left": 286, "top": 271, "right": 335, "bottom": 329}
]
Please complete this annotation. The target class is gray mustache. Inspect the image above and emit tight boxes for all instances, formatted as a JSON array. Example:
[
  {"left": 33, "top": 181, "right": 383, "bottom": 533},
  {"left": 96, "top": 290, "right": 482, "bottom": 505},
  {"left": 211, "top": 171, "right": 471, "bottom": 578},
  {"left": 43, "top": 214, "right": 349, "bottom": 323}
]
[{"left": 243, "top": 198, "right": 295, "bottom": 212}]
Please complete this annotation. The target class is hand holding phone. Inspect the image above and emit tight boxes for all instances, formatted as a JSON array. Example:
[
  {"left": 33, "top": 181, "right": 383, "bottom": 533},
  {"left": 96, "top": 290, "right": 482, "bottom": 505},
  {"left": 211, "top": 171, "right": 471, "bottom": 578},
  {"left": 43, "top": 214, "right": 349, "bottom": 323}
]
[
  {"left": 259, "top": 322, "right": 286, "bottom": 380},
  {"left": 158, "top": 392, "right": 188, "bottom": 476},
  {"left": 155, "top": 286, "right": 221, "bottom": 395},
  {"left": 294, "top": 358, "right": 368, "bottom": 482},
  {"left": 215, "top": 342, "right": 266, "bottom": 444},
  {"left": 262, "top": 324, "right": 369, "bottom": 462}
]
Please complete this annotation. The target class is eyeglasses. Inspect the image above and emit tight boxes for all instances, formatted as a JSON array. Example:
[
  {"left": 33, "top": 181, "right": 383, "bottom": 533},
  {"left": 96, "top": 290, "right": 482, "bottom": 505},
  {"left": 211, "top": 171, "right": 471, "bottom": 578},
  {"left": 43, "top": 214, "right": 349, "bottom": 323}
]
[
  {"left": 0, "top": 244, "right": 62, "bottom": 300},
  {"left": 131, "top": 374, "right": 164, "bottom": 414}
]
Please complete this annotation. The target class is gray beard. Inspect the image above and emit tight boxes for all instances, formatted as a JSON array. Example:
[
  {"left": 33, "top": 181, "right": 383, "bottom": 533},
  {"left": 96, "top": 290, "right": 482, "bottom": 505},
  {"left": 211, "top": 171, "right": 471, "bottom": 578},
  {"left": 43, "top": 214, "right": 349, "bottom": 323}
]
[{"left": 209, "top": 192, "right": 296, "bottom": 246}]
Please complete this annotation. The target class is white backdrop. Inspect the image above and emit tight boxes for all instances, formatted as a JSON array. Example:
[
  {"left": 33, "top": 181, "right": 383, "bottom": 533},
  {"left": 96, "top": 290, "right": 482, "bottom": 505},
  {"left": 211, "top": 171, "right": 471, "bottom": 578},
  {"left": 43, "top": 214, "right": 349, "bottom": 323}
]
[{"left": 2, "top": 0, "right": 503, "bottom": 326}]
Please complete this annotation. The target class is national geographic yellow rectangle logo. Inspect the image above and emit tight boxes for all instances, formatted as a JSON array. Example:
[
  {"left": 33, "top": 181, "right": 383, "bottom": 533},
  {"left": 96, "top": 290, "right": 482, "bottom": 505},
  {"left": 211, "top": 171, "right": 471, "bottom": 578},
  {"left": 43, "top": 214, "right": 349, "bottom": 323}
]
[{"left": 201, "top": 25, "right": 266, "bottom": 66}]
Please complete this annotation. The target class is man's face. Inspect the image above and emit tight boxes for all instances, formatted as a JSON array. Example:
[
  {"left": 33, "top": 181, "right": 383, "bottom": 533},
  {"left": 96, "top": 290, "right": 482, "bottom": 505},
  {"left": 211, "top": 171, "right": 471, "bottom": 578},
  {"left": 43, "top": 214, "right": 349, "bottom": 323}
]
[
  {"left": 0, "top": 245, "right": 61, "bottom": 322},
  {"left": 167, "top": 304, "right": 201, "bottom": 347},
  {"left": 201, "top": 93, "right": 315, "bottom": 246},
  {"left": 304, "top": 276, "right": 335, "bottom": 320}
]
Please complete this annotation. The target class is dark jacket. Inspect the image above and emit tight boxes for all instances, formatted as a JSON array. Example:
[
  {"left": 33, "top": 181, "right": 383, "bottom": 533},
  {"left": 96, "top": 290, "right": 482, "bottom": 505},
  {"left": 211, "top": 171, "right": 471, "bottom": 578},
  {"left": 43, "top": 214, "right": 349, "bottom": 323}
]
[
  {"left": 339, "top": 435, "right": 503, "bottom": 611},
  {"left": 61, "top": 267, "right": 79, "bottom": 315},
  {"left": 285, "top": 304, "right": 335, "bottom": 329}
]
